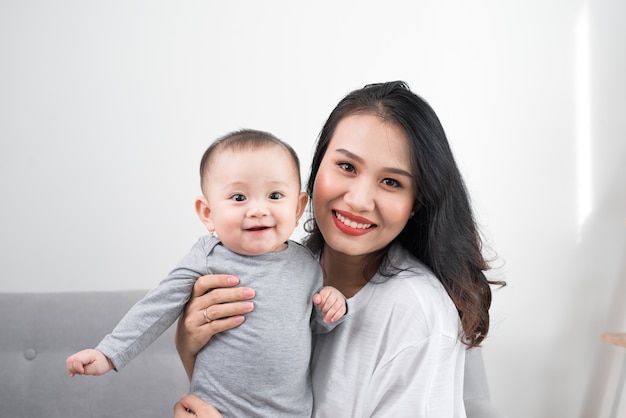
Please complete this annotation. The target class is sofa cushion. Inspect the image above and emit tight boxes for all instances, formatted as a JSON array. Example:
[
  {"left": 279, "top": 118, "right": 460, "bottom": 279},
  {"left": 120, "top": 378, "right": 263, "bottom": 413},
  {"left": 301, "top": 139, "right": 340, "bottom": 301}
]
[{"left": 0, "top": 291, "right": 188, "bottom": 418}]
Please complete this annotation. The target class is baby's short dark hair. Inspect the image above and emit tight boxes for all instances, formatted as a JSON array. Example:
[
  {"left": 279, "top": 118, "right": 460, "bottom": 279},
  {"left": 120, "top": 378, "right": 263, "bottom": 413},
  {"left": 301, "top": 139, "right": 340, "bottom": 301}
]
[{"left": 199, "top": 129, "right": 301, "bottom": 191}]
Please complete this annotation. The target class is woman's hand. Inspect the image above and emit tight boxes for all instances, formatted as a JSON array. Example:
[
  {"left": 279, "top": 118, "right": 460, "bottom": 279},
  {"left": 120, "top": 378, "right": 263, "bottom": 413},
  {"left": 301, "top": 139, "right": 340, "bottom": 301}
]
[
  {"left": 176, "top": 274, "right": 255, "bottom": 380},
  {"left": 173, "top": 394, "right": 223, "bottom": 418}
]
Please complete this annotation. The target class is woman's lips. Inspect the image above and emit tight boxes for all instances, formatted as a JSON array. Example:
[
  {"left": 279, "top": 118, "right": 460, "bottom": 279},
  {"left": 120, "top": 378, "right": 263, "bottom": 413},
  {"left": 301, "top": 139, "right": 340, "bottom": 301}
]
[{"left": 332, "top": 210, "right": 375, "bottom": 236}]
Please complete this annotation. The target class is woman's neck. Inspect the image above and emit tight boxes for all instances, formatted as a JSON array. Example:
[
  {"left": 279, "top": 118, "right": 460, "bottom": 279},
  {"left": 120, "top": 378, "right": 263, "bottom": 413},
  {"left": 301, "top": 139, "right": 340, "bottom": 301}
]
[{"left": 320, "top": 246, "right": 378, "bottom": 298}]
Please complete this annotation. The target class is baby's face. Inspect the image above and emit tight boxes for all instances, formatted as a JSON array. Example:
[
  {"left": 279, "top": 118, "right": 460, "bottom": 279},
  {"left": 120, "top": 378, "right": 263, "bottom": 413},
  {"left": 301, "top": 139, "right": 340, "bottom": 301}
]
[{"left": 202, "top": 146, "right": 306, "bottom": 256}]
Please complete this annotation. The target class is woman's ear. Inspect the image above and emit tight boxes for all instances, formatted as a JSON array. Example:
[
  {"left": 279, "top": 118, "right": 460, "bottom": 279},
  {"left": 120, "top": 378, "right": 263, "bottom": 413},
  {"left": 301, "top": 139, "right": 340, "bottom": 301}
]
[
  {"left": 295, "top": 192, "right": 309, "bottom": 223},
  {"left": 412, "top": 198, "right": 423, "bottom": 216},
  {"left": 195, "top": 196, "right": 216, "bottom": 233}
]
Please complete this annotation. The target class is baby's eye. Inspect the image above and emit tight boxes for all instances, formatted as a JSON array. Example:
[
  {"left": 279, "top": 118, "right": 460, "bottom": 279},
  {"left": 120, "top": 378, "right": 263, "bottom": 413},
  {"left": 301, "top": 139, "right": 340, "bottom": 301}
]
[
  {"left": 338, "top": 162, "right": 356, "bottom": 173},
  {"left": 231, "top": 194, "right": 246, "bottom": 202},
  {"left": 268, "top": 192, "right": 283, "bottom": 200},
  {"left": 382, "top": 178, "right": 401, "bottom": 188}
]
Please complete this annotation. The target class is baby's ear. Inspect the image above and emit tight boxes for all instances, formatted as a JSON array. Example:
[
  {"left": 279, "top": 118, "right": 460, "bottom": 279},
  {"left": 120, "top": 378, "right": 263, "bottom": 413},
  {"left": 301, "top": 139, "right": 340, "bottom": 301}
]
[
  {"left": 295, "top": 191, "right": 308, "bottom": 222},
  {"left": 195, "top": 196, "right": 216, "bottom": 233}
]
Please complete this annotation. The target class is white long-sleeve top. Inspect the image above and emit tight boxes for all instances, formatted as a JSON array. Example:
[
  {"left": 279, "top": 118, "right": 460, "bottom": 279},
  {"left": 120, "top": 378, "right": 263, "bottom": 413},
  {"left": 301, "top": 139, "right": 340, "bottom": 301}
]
[{"left": 311, "top": 244, "right": 466, "bottom": 418}]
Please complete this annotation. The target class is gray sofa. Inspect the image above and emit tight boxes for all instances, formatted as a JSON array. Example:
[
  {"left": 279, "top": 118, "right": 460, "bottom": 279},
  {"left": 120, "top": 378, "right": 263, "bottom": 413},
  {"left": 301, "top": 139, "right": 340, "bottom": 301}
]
[{"left": 0, "top": 291, "right": 505, "bottom": 417}]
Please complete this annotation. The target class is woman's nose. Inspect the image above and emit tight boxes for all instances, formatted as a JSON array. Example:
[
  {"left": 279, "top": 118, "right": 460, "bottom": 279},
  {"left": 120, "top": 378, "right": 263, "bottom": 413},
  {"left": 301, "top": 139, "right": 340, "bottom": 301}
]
[{"left": 344, "top": 180, "right": 376, "bottom": 213}]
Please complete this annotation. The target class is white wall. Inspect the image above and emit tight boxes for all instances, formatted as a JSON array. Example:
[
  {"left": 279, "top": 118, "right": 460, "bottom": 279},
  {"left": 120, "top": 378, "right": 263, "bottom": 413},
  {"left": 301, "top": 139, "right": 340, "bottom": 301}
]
[{"left": 1, "top": 1, "right": 625, "bottom": 417}]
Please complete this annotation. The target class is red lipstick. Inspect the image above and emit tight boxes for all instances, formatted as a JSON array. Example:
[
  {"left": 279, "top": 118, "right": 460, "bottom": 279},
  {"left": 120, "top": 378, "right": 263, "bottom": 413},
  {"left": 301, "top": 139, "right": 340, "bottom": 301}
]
[{"left": 332, "top": 210, "right": 375, "bottom": 236}]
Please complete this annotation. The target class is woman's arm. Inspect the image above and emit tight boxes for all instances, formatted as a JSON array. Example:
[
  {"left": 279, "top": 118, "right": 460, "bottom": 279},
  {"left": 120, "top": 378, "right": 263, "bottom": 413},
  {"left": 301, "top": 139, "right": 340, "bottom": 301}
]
[{"left": 175, "top": 274, "right": 255, "bottom": 380}]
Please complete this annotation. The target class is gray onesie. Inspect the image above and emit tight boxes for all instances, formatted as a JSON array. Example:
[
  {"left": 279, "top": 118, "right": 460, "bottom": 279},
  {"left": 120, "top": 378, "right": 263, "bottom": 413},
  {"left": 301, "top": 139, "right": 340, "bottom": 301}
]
[{"left": 96, "top": 235, "right": 338, "bottom": 417}]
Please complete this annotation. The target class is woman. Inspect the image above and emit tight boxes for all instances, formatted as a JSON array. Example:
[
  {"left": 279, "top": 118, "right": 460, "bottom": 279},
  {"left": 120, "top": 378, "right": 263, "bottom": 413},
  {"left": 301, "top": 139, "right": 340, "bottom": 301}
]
[{"left": 175, "top": 81, "right": 504, "bottom": 417}]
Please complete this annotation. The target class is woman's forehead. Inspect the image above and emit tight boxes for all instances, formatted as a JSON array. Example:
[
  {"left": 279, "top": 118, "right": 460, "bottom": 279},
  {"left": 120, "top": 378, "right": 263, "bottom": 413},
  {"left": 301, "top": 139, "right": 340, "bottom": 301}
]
[{"left": 328, "top": 114, "right": 412, "bottom": 169}]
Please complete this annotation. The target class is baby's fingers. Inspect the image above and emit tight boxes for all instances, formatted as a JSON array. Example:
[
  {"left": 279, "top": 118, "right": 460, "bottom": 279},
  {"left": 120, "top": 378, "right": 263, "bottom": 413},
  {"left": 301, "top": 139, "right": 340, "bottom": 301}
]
[
  {"left": 66, "top": 355, "right": 86, "bottom": 377},
  {"left": 322, "top": 298, "right": 347, "bottom": 323},
  {"left": 312, "top": 293, "right": 322, "bottom": 306}
]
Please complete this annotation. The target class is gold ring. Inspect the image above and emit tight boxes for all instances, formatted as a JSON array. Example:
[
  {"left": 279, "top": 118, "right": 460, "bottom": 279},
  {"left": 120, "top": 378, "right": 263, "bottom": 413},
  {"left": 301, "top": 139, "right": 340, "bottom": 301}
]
[{"left": 203, "top": 308, "right": 212, "bottom": 323}]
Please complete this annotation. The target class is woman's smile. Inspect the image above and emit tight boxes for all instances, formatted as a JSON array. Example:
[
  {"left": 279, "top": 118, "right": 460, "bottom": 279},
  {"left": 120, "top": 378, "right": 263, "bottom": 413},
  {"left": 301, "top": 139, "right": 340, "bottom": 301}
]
[{"left": 333, "top": 210, "right": 375, "bottom": 235}]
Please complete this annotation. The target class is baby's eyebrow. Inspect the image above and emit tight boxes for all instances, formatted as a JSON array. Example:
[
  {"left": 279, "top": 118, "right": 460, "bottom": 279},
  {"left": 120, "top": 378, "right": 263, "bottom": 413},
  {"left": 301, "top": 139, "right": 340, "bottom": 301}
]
[{"left": 222, "top": 180, "right": 292, "bottom": 193}]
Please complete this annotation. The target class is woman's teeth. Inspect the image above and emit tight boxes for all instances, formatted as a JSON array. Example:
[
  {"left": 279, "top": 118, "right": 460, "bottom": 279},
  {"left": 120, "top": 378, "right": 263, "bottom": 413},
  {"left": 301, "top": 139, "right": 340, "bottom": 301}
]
[{"left": 335, "top": 212, "right": 372, "bottom": 229}]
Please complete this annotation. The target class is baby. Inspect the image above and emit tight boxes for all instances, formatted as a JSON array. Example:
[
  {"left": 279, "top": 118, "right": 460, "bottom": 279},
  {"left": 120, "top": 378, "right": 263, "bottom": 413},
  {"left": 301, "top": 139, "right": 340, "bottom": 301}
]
[{"left": 66, "top": 129, "right": 347, "bottom": 417}]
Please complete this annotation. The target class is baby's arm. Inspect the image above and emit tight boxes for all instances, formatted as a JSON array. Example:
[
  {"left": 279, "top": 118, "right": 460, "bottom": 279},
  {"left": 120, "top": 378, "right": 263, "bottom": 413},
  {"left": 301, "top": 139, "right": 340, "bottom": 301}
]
[
  {"left": 313, "top": 286, "right": 347, "bottom": 323},
  {"left": 66, "top": 349, "right": 114, "bottom": 377}
]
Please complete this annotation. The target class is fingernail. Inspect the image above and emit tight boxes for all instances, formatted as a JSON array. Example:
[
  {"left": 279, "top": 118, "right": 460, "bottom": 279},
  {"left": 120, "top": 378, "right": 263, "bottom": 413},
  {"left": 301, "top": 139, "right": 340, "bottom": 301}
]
[
  {"left": 243, "top": 288, "right": 254, "bottom": 298},
  {"left": 227, "top": 276, "right": 239, "bottom": 285}
]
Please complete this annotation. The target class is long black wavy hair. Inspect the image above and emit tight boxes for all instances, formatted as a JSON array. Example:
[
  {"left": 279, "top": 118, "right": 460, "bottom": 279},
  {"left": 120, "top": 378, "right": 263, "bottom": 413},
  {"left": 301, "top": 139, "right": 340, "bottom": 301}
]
[{"left": 304, "top": 81, "right": 505, "bottom": 348}]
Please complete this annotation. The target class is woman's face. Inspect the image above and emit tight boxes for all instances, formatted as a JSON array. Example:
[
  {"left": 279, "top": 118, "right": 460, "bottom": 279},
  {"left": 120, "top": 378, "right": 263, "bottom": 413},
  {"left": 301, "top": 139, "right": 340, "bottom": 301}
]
[{"left": 312, "top": 113, "right": 416, "bottom": 257}]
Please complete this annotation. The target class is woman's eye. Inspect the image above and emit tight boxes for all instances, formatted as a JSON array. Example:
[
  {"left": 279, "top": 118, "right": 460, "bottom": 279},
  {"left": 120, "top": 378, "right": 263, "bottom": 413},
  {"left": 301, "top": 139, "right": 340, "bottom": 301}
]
[
  {"left": 338, "top": 162, "right": 355, "bottom": 173},
  {"left": 231, "top": 194, "right": 246, "bottom": 202},
  {"left": 382, "top": 178, "right": 401, "bottom": 188},
  {"left": 269, "top": 192, "right": 283, "bottom": 200}
]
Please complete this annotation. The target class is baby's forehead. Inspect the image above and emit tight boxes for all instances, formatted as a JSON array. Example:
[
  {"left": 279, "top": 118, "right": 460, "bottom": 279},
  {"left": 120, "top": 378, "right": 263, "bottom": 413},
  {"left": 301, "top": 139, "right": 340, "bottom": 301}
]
[
  {"left": 204, "top": 148, "right": 302, "bottom": 195},
  {"left": 208, "top": 144, "right": 300, "bottom": 176}
]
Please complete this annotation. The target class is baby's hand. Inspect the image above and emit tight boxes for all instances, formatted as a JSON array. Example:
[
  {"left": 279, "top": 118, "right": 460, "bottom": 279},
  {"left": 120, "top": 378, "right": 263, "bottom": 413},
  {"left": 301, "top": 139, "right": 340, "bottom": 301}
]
[
  {"left": 313, "top": 286, "right": 347, "bottom": 323},
  {"left": 66, "top": 349, "right": 113, "bottom": 377}
]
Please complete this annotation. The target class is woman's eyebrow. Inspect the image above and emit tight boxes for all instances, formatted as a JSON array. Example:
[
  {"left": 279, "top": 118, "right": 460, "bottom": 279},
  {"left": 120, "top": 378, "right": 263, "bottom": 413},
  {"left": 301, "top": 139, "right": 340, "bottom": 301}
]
[
  {"left": 334, "top": 148, "right": 363, "bottom": 163},
  {"left": 334, "top": 148, "right": 413, "bottom": 178}
]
